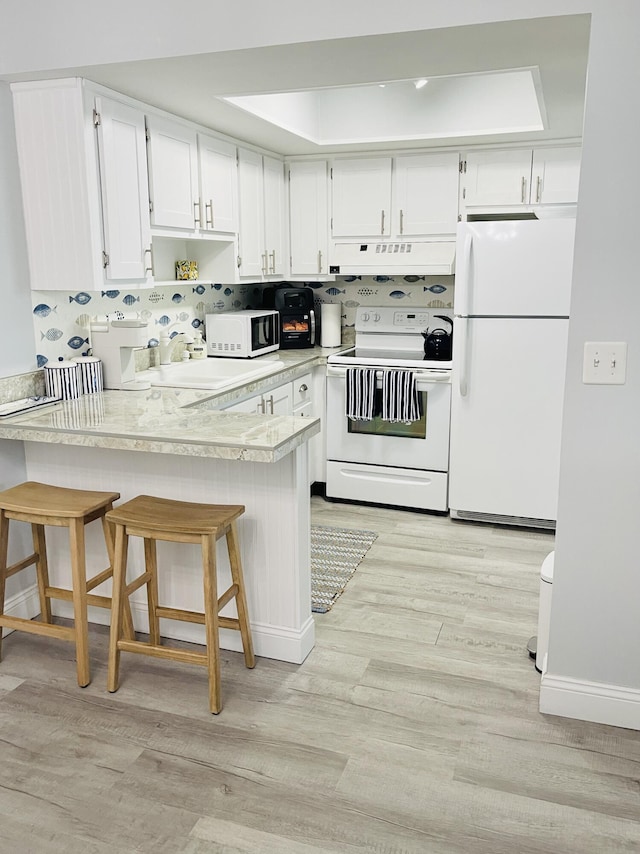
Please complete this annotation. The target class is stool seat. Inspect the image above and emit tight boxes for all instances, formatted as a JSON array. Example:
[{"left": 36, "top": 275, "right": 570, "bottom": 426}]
[
  {"left": 106, "top": 494, "right": 255, "bottom": 714},
  {"left": 0, "top": 481, "right": 120, "bottom": 520},
  {"left": 0, "top": 480, "right": 132, "bottom": 687},
  {"left": 107, "top": 494, "right": 245, "bottom": 537}
]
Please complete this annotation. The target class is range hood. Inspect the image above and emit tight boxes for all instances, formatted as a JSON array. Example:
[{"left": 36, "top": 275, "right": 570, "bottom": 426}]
[{"left": 329, "top": 240, "right": 456, "bottom": 275}]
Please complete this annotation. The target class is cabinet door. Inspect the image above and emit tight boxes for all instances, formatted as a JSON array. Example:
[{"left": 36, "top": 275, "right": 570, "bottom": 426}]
[
  {"left": 331, "top": 157, "right": 392, "bottom": 237},
  {"left": 289, "top": 161, "right": 328, "bottom": 275},
  {"left": 265, "top": 382, "right": 293, "bottom": 415},
  {"left": 532, "top": 147, "right": 581, "bottom": 205},
  {"left": 95, "top": 97, "right": 151, "bottom": 280},
  {"left": 263, "top": 155, "right": 286, "bottom": 276},
  {"left": 393, "top": 153, "right": 459, "bottom": 236},
  {"left": 237, "top": 148, "right": 265, "bottom": 277},
  {"left": 146, "top": 115, "right": 199, "bottom": 230},
  {"left": 463, "top": 150, "right": 533, "bottom": 207},
  {"left": 198, "top": 134, "right": 238, "bottom": 233}
]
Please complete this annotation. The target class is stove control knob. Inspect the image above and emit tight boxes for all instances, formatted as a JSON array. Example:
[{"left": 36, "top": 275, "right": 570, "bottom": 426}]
[
  {"left": 373, "top": 312, "right": 381, "bottom": 322},
  {"left": 361, "top": 312, "right": 370, "bottom": 322}
]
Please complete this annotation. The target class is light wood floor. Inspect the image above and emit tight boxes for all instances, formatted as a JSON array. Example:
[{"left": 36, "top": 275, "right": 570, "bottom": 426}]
[{"left": 1, "top": 496, "right": 639, "bottom": 853}]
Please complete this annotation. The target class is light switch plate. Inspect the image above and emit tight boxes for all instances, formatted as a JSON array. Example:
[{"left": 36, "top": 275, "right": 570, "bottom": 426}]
[{"left": 582, "top": 342, "right": 627, "bottom": 384}]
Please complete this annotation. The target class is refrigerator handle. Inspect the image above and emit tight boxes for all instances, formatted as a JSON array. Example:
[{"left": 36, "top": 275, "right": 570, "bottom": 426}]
[
  {"left": 457, "top": 316, "right": 469, "bottom": 397},
  {"left": 457, "top": 232, "right": 473, "bottom": 317}
]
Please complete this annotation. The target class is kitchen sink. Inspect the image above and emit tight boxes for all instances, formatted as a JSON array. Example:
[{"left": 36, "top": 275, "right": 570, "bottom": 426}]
[{"left": 138, "top": 357, "right": 284, "bottom": 390}]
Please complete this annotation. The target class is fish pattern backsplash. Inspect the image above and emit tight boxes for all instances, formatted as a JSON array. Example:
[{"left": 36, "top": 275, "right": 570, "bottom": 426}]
[{"left": 31, "top": 275, "right": 454, "bottom": 366}]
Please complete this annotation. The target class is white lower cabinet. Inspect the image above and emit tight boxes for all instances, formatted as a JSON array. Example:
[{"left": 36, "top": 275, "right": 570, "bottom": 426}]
[{"left": 224, "top": 381, "right": 293, "bottom": 415}]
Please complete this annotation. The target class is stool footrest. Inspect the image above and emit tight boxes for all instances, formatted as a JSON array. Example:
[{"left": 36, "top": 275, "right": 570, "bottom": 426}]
[
  {"left": 117, "top": 638, "right": 207, "bottom": 667},
  {"left": 47, "top": 586, "right": 112, "bottom": 611},
  {"left": 0, "top": 614, "right": 75, "bottom": 642},
  {"left": 5, "top": 552, "right": 38, "bottom": 579},
  {"left": 125, "top": 572, "right": 152, "bottom": 597},
  {"left": 85, "top": 566, "right": 114, "bottom": 592}
]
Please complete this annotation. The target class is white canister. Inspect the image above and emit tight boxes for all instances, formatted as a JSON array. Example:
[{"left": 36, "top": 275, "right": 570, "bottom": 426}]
[
  {"left": 72, "top": 356, "right": 104, "bottom": 394},
  {"left": 321, "top": 302, "right": 342, "bottom": 348},
  {"left": 44, "top": 360, "right": 81, "bottom": 400}
]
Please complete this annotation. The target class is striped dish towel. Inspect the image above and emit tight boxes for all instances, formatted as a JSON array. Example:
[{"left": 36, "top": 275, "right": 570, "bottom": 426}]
[
  {"left": 345, "top": 368, "right": 377, "bottom": 421},
  {"left": 381, "top": 370, "right": 420, "bottom": 423}
]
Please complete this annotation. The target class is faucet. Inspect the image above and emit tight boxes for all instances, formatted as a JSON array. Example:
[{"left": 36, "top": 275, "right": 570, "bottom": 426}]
[
  {"left": 90, "top": 320, "right": 151, "bottom": 390},
  {"left": 159, "top": 330, "right": 193, "bottom": 365}
]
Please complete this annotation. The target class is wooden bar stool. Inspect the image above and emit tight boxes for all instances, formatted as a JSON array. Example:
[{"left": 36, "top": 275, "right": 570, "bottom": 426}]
[
  {"left": 0, "top": 480, "right": 133, "bottom": 687},
  {"left": 106, "top": 494, "right": 255, "bottom": 714}
]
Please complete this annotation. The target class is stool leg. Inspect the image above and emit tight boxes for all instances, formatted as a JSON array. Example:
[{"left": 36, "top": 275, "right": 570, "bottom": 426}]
[
  {"left": 202, "top": 533, "right": 221, "bottom": 714},
  {"left": 143, "top": 537, "right": 161, "bottom": 646},
  {"left": 0, "top": 510, "right": 8, "bottom": 661},
  {"left": 107, "top": 522, "right": 128, "bottom": 693},
  {"left": 69, "top": 517, "right": 91, "bottom": 687},
  {"left": 31, "top": 523, "right": 52, "bottom": 624},
  {"left": 102, "top": 512, "right": 134, "bottom": 641},
  {"left": 226, "top": 521, "right": 255, "bottom": 669}
]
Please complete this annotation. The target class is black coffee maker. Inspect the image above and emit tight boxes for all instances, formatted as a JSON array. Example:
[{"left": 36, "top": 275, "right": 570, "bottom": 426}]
[
  {"left": 262, "top": 284, "right": 318, "bottom": 349},
  {"left": 422, "top": 315, "right": 453, "bottom": 361}
]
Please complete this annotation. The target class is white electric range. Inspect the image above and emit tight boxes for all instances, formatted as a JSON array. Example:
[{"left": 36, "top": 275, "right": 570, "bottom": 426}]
[{"left": 326, "top": 306, "right": 453, "bottom": 511}]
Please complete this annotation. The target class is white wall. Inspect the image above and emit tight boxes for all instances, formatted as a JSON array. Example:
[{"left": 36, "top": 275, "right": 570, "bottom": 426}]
[
  {"left": 0, "top": 81, "right": 37, "bottom": 601},
  {"left": 2, "top": 0, "right": 639, "bottom": 725}
]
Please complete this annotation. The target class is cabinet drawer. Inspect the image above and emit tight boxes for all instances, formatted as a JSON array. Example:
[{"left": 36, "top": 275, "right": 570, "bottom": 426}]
[{"left": 292, "top": 373, "right": 312, "bottom": 409}]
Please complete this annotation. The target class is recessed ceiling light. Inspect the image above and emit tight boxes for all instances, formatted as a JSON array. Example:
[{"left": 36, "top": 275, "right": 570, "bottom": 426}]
[
  {"left": 414, "top": 78, "right": 428, "bottom": 90},
  {"left": 378, "top": 84, "right": 386, "bottom": 88}
]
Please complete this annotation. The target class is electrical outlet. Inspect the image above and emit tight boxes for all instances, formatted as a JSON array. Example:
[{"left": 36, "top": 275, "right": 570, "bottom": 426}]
[{"left": 582, "top": 342, "right": 627, "bottom": 384}]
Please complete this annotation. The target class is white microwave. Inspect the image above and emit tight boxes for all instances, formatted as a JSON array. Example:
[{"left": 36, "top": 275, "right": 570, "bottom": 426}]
[{"left": 205, "top": 310, "right": 280, "bottom": 358}]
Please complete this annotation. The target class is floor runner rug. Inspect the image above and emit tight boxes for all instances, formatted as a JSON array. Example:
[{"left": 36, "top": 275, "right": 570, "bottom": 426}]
[{"left": 310, "top": 524, "right": 378, "bottom": 613}]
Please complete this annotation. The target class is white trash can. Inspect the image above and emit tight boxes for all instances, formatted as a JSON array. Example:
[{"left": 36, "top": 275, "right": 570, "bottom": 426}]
[{"left": 535, "top": 550, "right": 555, "bottom": 674}]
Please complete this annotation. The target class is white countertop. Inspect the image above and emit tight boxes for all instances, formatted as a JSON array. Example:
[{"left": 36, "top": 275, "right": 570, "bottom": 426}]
[{"left": 0, "top": 347, "right": 336, "bottom": 463}]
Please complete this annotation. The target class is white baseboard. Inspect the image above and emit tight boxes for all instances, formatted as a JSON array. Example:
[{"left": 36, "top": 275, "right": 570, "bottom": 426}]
[
  {"left": 51, "top": 601, "right": 315, "bottom": 666},
  {"left": 1, "top": 583, "right": 41, "bottom": 638},
  {"left": 540, "top": 672, "right": 640, "bottom": 730}
]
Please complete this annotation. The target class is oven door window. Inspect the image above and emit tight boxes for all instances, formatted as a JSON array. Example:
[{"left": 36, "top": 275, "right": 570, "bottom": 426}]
[{"left": 348, "top": 390, "right": 427, "bottom": 439}]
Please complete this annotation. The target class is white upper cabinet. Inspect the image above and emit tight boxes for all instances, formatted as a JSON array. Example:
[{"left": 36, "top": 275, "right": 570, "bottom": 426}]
[
  {"left": 198, "top": 134, "right": 238, "bottom": 233},
  {"left": 11, "top": 79, "right": 151, "bottom": 291},
  {"left": 531, "top": 147, "right": 581, "bottom": 205},
  {"left": 237, "top": 148, "right": 286, "bottom": 279},
  {"left": 95, "top": 97, "right": 151, "bottom": 281},
  {"left": 263, "top": 155, "right": 286, "bottom": 277},
  {"left": 331, "top": 158, "right": 392, "bottom": 237},
  {"left": 331, "top": 154, "right": 459, "bottom": 240},
  {"left": 288, "top": 161, "right": 329, "bottom": 276},
  {"left": 393, "top": 153, "right": 459, "bottom": 236},
  {"left": 146, "top": 115, "right": 199, "bottom": 230},
  {"left": 462, "top": 150, "right": 534, "bottom": 207},
  {"left": 461, "top": 147, "right": 581, "bottom": 209}
]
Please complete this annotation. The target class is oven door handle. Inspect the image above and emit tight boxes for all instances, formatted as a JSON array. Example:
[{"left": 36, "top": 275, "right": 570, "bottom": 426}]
[{"left": 326, "top": 365, "right": 451, "bottom": 382}]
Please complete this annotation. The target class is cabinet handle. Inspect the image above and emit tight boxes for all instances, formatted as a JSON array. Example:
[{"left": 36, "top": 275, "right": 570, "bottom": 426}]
[
  {"left": 144, "top": 246, "right": 154, "bottom": 276},
  {"left": 521, "top": 177, "right": 527, "bottom": 204},
  {"left": 257, "top": 398, "right": 265, "bottom": 414},
  {"left": 194, "top": 199, "right": 201, "bottom": 227},
  {"left": 299, "top": 383, "right": 308, "bottom": 393},
  {"left": 317, "top": 249, "right": 323, "bottom": 274},
  {"left": 205, "top": 199, "right": 214, "bottom": 228},
  {"left": 269, "top": 250, "right": 276, "bottom": 274},
  {"left": 399, "top": 209, "right": 404, "bottom": 235},
  {"left": 381, "top": 209, "right": 385, "bottom": 235},
  {"left": 267, "top": 395, "right": 275, "bottom": 414},
  {"left": 536, "top": 176, "right": 542, "bottom": 204},
  {"left": 261, "top": 252, "right": 268, "bottom": 275}
]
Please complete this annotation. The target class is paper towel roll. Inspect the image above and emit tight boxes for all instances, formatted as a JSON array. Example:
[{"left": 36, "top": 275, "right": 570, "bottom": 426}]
[{"left": 321, "top": 302, "right": 342, "bottom": 348}]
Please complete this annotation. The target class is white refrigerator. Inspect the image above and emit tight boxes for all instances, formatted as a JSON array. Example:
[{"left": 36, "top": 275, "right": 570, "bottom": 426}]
[{"left": 449, "top": 217, "right": 576, "bottom": 526}]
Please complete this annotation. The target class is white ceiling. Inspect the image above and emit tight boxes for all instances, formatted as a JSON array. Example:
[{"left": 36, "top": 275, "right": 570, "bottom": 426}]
[{"left": 2, "top": 14, "right": 590, "bottom": 156}]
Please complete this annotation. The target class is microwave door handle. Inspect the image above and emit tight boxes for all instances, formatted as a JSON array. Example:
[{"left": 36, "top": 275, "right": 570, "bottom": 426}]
[{"left": 309, "top": 309, "right": 316, "bottom": 344}]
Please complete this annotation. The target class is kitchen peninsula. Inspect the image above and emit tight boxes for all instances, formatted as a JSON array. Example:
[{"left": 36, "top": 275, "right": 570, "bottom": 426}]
[{"left": 0, "top": 354, "right": 322, "bottom": 665}]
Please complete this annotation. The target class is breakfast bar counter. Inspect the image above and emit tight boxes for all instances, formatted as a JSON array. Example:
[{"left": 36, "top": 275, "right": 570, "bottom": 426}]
[{"left": 0, "top": 354, "right": 325, "bottom": 665}]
